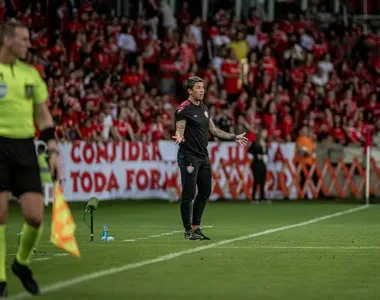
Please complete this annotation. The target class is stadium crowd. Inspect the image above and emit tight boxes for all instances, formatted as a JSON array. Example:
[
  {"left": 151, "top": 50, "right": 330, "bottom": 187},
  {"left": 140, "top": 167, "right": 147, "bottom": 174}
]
[{"left": 4, "top": 0, "right": 380, "bottom": 146}]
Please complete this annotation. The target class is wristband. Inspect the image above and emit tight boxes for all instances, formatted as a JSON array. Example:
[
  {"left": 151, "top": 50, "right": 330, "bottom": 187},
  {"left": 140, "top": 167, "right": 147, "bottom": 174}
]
[
  {"left": 231, "top": 134, "right": 236, "bottom": 141},
  {"left": 39, "top": 127, "right": 56, "bottom": 144}
]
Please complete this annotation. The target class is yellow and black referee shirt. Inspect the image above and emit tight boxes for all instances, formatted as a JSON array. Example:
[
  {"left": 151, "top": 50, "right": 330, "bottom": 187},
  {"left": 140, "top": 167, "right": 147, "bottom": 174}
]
[{"left": 0, "top": 59, "right": 48, "bottom": 139}]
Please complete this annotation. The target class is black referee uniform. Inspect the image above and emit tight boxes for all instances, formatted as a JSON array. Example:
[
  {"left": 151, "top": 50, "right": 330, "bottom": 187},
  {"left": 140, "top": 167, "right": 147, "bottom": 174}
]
[
  {"left": 248, "top": 140, "right": 268, "bottom": 202},
  {"left": 175, "top": 100, "right": 212, "bottom": 237}
]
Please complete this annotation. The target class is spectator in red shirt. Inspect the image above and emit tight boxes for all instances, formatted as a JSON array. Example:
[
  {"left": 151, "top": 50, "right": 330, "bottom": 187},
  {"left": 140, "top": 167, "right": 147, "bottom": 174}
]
[
  {"left": 151, "top": 115, "right": 165, "bottom": 141},
  {"left": 304, "top": 52, "right": 316, "bottom": 77},
  {"left": 290, "top": 60, "right": 306, "bottom": 90},
  {"left": 280, "top": 104, "right": 294, "bottom": 141},
  {"left": 80, "top": 119, "right": 100, "bottom": 141},
  {"left": 263, "top": 101, "right": 277, "bottom": 130},
  {"left": 70, "top": 33, "right": 84, "bottom": 64},
  {"left": 247, "top": 51, "right": 259, "bottom": 92},
  {"left": 221, "top": 48, "right": 241, "bottom": 103},
  {"left": 141, "top": 26, "right": 160, "bottom": 76},
  {"left": 331, "top": 115, "right": 346, "bottom": 144},
  {"left": 262, "top": 46, "right": 277, "bottom": 82},
  {"left": 345, "top": 119, "right": 362, "bottom": 145},
  {"left": 111, "top": 109, "right": 136, "bottom": 141},
  {"left": 122, "top": 65, "right": 142, "bottom": 87},
  {"left": 365, "top": 93, "right": 380, "bottom": 119},
  {"left": 159, "top": 52, "right": 177, "bottom": 96},
  {"left": 62, "top": 107, "right": 82, "bottom": 140},
  {"left": 134, "top": 116, "right": 151, "bottom": 142}
]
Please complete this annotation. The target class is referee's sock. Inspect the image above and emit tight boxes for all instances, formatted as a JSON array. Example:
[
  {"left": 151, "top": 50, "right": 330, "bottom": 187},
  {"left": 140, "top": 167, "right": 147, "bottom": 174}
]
[
  {"left": 0, "top": 225, "right": 6, "bottom": 282},
  {"left": 16, "top": 223, "right": 43, "bottom": 266}
]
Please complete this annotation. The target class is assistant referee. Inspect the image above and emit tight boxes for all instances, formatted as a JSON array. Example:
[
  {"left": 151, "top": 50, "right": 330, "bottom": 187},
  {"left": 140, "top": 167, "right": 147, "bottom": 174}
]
[
  {"left": 0, "top": 21, "right": 61, "bottom": 297},
  {"left": 173, "top": 76, "right": 248, "bottom": 240}
]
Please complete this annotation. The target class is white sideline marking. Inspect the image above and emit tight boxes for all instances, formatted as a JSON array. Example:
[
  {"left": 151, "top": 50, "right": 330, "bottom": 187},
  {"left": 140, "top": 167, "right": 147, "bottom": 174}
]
[
  {"left": 33, "top": 258, "right": 51, "bottom": 262},
  {"left": 33, "top": 253, "right": 70, "bottom": 262},
  {"left": 52, "top": 253, "right": 70, "bottom": 257},
  {"left": 216, "top": 246, "right": 380, "bottom": 250},
  {"left": 7, "top": 253, "right": 69, "bottom": 263},
  {"left": 9, "top": 205, "right": 369, "bottom": 300},
  {"left": 123, "top": 226, "right": 214, "bottom": 242},
  {"left": 148, "top": 234, "right": 164, "bottom": 238},
  {"left": 7, "top": 253, "right": 69, "bottom": 258}
]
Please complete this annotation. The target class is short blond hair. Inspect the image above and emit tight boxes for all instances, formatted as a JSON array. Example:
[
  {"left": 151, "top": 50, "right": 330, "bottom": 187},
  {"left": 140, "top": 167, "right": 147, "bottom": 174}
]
[{"left": 0, "top": 20, "right": 28, "bottom": 46}]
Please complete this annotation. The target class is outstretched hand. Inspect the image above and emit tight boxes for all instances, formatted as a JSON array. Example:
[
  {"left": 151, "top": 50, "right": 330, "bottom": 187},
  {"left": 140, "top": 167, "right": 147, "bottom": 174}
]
[
  {"left": 172, "top": 133, "right": 185, "bottom": 145},
  {"left": 235, "top": 132, "right": 249, "bottom": 147}
]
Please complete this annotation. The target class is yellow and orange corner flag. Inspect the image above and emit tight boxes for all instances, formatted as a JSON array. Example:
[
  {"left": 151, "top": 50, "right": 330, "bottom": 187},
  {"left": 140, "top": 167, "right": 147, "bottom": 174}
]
[{"left": 50, "top": 182, "right": 80, "bottom": 257}]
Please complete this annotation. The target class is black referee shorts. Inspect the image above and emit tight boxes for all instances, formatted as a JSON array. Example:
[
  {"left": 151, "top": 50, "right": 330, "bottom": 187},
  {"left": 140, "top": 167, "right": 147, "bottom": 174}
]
[
  {"left": 177, "top": 151, "right": 212, "bottom": 202},
  {"left": 0, "top": 137, "right": 42, "bottom": 198}
]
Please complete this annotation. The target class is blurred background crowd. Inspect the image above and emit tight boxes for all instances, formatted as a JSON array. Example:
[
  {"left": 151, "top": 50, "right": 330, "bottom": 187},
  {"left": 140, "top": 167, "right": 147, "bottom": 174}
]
[{"left": 2, "top": 0, "right": 379, "bottom": 146}]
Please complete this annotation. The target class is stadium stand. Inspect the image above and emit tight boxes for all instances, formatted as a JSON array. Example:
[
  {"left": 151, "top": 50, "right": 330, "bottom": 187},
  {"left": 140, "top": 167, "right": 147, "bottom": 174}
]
[{"left": 3, "top": 0, "right": 379, "bottom": 146}]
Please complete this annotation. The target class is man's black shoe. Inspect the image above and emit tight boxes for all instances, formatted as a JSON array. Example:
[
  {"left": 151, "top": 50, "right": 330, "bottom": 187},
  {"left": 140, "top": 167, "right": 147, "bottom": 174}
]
[
  {"left": 193, "top": 228, "right": 211, "bottom": 240},
  {"left": 11, "top": 260, "right": 40, "bottom": 295},
  {"left": 184, "top": 230, "right": 203, "bottom": 240},
  {"left": 184, "top": 230, "right": 193, "bottom": 240},
  {"left": 0, "top": 282, "right": 8, "bottom": 298}
]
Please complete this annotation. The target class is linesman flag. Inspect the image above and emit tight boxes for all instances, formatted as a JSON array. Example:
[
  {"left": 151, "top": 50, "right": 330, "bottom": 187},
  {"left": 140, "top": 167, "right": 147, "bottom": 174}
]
[{"left": 50, "top": 182, "right": 80, "bottom": 257}]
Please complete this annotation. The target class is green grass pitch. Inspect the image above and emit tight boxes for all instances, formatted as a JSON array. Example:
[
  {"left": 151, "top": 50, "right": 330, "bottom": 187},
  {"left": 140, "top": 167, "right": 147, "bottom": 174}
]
[{"left": 4, "top": 200, "right": 380, "bottom": 300}]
